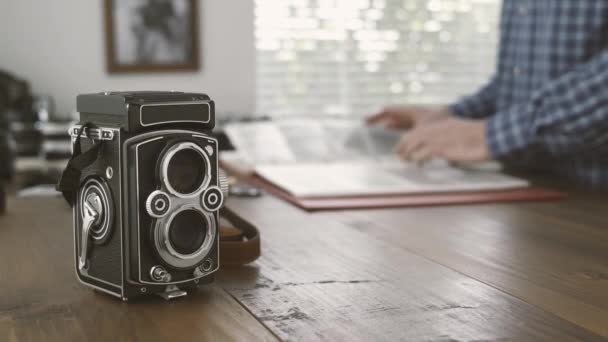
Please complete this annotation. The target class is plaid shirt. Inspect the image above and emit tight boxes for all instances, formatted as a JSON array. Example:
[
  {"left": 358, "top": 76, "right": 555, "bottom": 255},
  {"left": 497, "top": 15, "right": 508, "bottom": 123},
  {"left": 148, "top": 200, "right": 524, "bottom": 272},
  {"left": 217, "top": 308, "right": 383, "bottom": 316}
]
[{"left": 449, "top": 0, "right": 608, "bottom": 189}]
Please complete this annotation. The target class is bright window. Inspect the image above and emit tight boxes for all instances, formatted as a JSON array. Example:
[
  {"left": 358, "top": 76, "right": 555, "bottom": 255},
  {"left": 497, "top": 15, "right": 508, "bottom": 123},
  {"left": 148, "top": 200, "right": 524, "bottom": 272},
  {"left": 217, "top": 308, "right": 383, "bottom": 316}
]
[{"left": 255, "top": 0, "right": 500, "bottom": 116}]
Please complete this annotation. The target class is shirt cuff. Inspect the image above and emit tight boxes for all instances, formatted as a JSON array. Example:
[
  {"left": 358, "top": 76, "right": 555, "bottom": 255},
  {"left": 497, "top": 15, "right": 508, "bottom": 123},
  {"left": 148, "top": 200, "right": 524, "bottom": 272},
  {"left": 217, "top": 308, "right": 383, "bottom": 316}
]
[
  {"left": 449, "top": 98, "right": 476, "bottom": 117},
  {"left": 449, "top": 95, "right": 492, "bottom": 119},
  {"left": 486, "top": 103, "right": 536, "bottom": 159}
]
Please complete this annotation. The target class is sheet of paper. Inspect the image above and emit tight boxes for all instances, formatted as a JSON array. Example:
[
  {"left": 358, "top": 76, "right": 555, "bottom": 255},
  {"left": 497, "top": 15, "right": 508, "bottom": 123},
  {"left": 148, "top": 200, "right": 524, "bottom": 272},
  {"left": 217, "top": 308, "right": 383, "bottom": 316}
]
[
  {"left": 255, "top": 160, "right": 529, "bottom": 197},
  {"left": 224, "top": 118, "right": 529, "bottom": 198},
  {"left": 223, "top": 118, "right": 402, "bottom": 165},
  {"left": 224, "top": 122, "right": 296, "bottom": 164}
]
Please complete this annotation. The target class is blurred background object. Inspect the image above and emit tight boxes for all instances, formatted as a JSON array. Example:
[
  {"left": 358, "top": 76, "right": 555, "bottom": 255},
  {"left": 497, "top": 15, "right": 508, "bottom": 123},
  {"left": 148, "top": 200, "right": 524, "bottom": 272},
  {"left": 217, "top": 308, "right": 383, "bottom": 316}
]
[
  {"left": 106, "top": 0, "right": 199, "bottom": 72},
  {"left": 0, "top": 183, "right": 5, "bottom": 214},
  {"left": 0, "top": 70, "right": 74, "bottom": 194},
  {"left": 0, "top": 1, "right": 499, "bottom": 121},
  {"left": 0, "top": 72, "right": 16, "bottom": 178},
  {"left": 0, "top": 1, "right": 254, "bottom": 118},
  {"left": 3, "top": 71, "right": 43, "bottom": 158},
  {"left": 0, "top": 0, "right": 502, "bottom": 193},
  {"left": 0, "top": 71, "right": 16, "bottom": 212}
]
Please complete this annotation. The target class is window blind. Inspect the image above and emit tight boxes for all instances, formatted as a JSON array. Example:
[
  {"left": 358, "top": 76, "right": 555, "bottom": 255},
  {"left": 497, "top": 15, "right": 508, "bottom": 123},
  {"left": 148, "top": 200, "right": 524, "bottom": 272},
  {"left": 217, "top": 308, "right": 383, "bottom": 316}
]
[{"left": 255, "top": 0, "right": 500, "bottom": 117}]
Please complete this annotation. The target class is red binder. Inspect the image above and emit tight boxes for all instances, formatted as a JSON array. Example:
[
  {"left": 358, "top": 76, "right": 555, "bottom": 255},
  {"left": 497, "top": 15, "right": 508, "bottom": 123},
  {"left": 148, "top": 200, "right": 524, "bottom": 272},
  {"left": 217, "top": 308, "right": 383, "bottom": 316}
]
[{"left": 249, "top": 175, "right": 565, "bottom": 211}]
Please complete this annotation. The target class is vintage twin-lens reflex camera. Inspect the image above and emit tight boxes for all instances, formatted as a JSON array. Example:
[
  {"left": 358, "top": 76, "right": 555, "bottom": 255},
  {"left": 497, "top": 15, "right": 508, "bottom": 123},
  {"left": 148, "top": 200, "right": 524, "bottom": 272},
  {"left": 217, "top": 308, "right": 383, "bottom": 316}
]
[{"left": 69, "top": 91, "right": 227, "bottom": 300}]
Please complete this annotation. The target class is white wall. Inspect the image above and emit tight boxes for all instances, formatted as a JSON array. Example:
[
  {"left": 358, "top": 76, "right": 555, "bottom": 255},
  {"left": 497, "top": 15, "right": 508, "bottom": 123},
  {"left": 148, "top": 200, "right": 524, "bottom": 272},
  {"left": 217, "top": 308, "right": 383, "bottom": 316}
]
[{"left": 0, "top": 0, "right": 255, "bottom": 118}]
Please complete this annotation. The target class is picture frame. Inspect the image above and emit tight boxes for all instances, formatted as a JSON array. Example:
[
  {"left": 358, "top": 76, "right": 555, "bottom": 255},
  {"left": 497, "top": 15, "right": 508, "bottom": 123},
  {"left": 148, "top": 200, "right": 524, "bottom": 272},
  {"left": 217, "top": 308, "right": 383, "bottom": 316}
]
[{"left": 103, "top": 0, "right": 199, "bottom": 73}]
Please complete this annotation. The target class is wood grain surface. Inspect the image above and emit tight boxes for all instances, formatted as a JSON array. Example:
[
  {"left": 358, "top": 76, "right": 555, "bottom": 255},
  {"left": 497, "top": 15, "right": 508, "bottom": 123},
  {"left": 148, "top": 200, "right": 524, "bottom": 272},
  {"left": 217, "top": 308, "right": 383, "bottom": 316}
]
[
  {"left": 219, "top": 195, "right": 606, "bottom": 341},
  {"left": 323, "top": 192, "right": 608, "bottom": 336},
  {"left": 0, "top": 197, "right": 276, "bottom": 342},
  {"left": 1, "top": 192, "right": 607, "bottom": 341}
]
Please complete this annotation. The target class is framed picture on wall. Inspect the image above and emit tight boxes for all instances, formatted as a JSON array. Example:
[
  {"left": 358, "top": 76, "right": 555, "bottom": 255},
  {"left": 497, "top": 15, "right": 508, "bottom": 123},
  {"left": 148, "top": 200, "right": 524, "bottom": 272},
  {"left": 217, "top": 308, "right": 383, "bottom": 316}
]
[{"left": 104, "top": 0, "right": 199, "bottom": 72}]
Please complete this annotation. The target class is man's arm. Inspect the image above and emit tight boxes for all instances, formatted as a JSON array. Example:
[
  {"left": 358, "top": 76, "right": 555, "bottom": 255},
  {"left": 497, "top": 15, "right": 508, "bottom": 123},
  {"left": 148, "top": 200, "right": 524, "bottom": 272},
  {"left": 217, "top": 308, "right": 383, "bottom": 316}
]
[
  {"left": 449, "top": 76, "right": 498, "bottom": 119},
  {"left": 487, "top": 51, "right": 608, "bottom": 160}
]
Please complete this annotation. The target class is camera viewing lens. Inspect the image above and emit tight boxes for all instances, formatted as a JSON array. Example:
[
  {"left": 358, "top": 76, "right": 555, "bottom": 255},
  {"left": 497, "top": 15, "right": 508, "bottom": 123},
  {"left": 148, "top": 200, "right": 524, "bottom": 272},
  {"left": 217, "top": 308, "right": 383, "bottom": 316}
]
[
  {"left": 166, "top": 148, "right": 206, "bottom": 194},
  {"left": 168, "top": 210, "right": 207, "bottom": 255}
]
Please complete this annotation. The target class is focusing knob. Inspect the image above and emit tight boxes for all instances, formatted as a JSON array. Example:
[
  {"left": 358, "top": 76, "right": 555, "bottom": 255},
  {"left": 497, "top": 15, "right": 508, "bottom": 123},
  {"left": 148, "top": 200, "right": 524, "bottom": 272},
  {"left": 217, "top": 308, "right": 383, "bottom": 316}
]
[
  {"left": 146, "top": 191, "right": 171, "bottom": 218},
  {"left": 150, "top": 265, "right": 172, "bottom": 282},
  {"left": 218, "top": 169, "right": 229, "bottom": 199},
  {"left": 201, "top": 186, "right": 224, "bottom": 212}
]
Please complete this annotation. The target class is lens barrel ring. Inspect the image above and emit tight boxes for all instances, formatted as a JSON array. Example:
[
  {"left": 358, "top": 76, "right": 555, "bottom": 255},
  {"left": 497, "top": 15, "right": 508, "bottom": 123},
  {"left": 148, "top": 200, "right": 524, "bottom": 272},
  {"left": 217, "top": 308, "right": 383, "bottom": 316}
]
[
  {"left": 159, "top": 141, "right": 211, "bottom": 198},
  {"left": 153, "top": 205, "right": 217, "bottom": 270}
]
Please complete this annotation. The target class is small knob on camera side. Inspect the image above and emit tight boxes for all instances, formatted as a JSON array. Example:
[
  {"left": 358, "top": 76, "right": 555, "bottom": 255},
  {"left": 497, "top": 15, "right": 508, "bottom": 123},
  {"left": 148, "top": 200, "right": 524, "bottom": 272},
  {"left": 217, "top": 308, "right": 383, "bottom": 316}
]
[
  {"left": 218, "top": 169, "right": 229, "bottom": 199},
  {"left": 146, "top": 191, "right": 171, "bottom": 218},
  {"left": 150, "top": 265, "right": 172, "bottom": 283},
  {"left": 201, "top": 186, "right": 224, "bottom": 212}
]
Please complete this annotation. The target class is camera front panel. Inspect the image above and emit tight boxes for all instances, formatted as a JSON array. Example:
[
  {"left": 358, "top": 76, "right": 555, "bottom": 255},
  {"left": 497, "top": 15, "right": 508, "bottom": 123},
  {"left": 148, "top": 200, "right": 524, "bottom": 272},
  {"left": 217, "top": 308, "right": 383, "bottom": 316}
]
[{"left": 123, "top": 130, "right": 220, "bottom": 293}]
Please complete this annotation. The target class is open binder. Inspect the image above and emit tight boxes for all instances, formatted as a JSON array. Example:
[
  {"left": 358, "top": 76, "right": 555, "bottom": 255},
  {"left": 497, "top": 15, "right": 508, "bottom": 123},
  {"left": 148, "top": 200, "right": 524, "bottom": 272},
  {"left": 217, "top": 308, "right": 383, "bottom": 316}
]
[{"left": 221, "top": 118, "right": 564, "bottom": 211}]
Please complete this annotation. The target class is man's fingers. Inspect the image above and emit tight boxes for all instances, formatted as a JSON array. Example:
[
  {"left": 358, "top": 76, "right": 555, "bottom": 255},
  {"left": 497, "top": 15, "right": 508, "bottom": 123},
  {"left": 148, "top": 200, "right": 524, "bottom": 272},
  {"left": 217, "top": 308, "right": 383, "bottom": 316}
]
[
  {"left": 401, "top": 130, "right": 428, "bottom": 159},
  {"left": 385, "top": 118, "right": 408, "bottom": 129},
  {"left": 396, "top": 133, "right": 427, "bottom": 161},
  {"left": 394, "top": 133, "right": 412, "bottom": 154},
  {"left": 367, "top": 112, "right": 410, "bottom": 129},
  {"left": 397, "top": 139, "right": 428, "bottom": 162},
  {"left": 365, "top": 111, "right": 387, "bottom": 124},
  {"left": 410, "top": 146, "right": 433, "bottom": 164},
  {"left": 394, "top": 117, "right": 490, "bottom": 163}
]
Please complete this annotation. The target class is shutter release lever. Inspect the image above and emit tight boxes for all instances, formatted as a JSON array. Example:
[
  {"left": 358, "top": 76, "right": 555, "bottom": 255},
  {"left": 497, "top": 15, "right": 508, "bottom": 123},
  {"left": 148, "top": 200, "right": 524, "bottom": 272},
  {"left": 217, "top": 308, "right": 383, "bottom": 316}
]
[{"left": 79, "top": 193, "right": 103, "bottom": 270}]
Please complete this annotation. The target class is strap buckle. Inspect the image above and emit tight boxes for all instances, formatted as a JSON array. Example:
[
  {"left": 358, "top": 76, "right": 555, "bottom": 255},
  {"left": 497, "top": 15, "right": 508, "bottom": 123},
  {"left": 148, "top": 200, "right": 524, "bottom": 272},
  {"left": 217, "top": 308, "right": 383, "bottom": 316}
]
[{"left": 70, "top": 125, "right": 115, "bottom": 141}]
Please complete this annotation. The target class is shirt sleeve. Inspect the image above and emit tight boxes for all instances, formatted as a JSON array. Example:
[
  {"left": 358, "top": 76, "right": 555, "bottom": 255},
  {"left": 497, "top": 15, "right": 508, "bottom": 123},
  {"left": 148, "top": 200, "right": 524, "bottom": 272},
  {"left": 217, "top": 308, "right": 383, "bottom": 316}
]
[
  {"left": 486, "top": 51, "right": 608, "bottom": 160},
  {"left": 448, "top": 76, "right": 498, "bottom": 119}
]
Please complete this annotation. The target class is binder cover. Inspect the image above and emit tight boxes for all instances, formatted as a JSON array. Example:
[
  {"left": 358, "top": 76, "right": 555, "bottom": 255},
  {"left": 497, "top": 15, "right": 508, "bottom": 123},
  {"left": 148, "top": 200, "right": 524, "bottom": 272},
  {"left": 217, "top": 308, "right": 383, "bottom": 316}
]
[{"left": 249, "top": 175, "right": 565, "bottom": 211}]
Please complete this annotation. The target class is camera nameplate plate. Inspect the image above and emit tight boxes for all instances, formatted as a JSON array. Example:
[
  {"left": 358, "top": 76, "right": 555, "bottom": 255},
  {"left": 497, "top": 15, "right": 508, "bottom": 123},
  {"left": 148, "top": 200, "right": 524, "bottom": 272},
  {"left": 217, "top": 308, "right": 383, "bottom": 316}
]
[{"left": 139, "top": 101, "right": 211, "bottom": 127}]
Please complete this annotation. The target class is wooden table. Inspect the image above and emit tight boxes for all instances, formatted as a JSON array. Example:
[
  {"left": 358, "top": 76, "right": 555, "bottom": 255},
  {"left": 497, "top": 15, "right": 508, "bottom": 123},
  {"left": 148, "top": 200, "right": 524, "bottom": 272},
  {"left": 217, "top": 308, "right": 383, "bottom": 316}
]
[{"left": 0, "top": 189, "right": 607, "bottom": 341}]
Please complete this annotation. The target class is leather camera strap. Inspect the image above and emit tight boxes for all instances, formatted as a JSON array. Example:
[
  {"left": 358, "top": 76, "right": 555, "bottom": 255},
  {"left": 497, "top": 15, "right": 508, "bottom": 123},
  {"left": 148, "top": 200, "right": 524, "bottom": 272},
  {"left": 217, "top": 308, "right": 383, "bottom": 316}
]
[
  {"left": 219, "top": 207, "right": 261, "bottom": 266},
  {"left": 56, "top": 122, "right": 104, "bottom": 207}
]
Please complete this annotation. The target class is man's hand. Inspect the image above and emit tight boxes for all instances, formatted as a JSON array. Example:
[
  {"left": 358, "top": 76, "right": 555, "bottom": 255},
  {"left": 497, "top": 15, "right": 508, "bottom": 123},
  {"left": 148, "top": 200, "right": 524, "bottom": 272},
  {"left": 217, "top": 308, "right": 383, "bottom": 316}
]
[
  {"left": 395, "top": 117, "right": 491, "bottom": 163},
  {"left": 366, "top": 104, "right": 451, "bottom": 130}
]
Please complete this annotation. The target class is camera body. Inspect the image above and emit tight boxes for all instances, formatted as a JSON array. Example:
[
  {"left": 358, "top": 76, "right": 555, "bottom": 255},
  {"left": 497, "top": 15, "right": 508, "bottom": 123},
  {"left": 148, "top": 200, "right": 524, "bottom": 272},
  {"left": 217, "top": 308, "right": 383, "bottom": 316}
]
[{"left": 72, "top": 91, "right": 225, "bottom": 300}]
